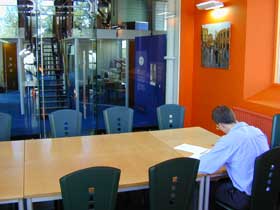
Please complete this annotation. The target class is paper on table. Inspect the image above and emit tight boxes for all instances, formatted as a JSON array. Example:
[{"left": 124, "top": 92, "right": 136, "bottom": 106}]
[
  {"left": 174, "top": 143, "right": 209, "bottom": 154},
  {"left": 174, "top": 144, "right": 210, "bottom": 159}
]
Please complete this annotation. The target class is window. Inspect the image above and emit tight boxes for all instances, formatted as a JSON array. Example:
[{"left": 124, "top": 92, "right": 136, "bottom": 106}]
[{"left": 0, "top": 0, "right": 18, "bottom": 38}]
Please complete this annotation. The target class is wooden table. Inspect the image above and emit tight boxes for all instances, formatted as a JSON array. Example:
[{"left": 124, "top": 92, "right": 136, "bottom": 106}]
[
  {"left": 149, "top": 127, "right": 218, "bottom": 152},
  {"left": 24, "top": 132, "right": 183, "bottom": 209},
  {"left": 0, "top": 141, "right": 24, "bottom": 210},
  {"left": 150, "top": 127, "right": 220, "bottom": 210},
  {"left": 24, "top": 128, "right": 219, "bottom": 210}
]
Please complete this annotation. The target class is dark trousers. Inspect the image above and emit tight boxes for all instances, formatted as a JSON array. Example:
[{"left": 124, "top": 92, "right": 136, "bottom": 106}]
[{"left": 209, "top": 179, "right": 251, "bottom": 210}]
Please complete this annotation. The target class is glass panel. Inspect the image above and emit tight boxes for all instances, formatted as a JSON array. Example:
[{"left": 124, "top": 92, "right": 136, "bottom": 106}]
[
  {"left": 0, "top": 2, "right": 40, "bottom": 139},
  {"left": 37, "top": 0, "right": 97, "bottom": 137},
  {"left": 0, "top": 0, "right": 180, "bottom": 138},
  {"left": 76, "top": 38, "right": 97, "bottom": 134},
  {"left": 0, "top": 3, "right": 18, "bottom": 38},
  {"left": 94, "top": 39, "right": 127, "bottom": 130}
]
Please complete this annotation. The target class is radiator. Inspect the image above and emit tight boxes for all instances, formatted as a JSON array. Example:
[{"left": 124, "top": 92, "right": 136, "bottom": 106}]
[{"left": 232, "top": 107, "right": 272, "bottom": 144}]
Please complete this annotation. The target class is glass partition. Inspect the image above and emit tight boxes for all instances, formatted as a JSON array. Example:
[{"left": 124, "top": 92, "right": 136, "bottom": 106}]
[{"left": 0, "top": 0, "right": 180, "bottom": 139}]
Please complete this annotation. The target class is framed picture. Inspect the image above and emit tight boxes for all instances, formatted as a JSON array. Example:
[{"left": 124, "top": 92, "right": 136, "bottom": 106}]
[{"left": 201, "top": 22, "right": 230, "bottom": 69}]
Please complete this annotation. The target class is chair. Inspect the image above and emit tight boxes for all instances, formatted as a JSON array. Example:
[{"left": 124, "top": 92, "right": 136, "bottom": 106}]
[
  {"left": 270, "top": 114, "right": 280, "bottom": 148},
  {"left": 216, "top": 147, "right": 280, "bottom": 210},
  {"left": 149, "top": 157, "right": 200, "bottom": 210},
  {"left": 157, "top": 104, "right": 185, "bottom": 130},
  {"left": 60, "top": 166, "right": 121, "bottom": 210},
  {"left": 103, "top": 106, "right": 134, "bottom": 134},
  {"left": 0, "top": 112, "right": 11, "bottom": 141},
  {"left": 49, "top": 109, "right": 82, "bottom": 138}
]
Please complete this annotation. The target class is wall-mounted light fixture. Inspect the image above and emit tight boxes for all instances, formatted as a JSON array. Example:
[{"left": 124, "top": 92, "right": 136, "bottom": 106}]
[{"left": 196, "top": 0, "right": 224, "bottom": 10}]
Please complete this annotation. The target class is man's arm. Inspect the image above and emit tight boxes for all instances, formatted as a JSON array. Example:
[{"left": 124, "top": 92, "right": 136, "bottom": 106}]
[
  {"left": 19, "top": 48, "right": 27, "bottom": 57},
  {"left": 198, "top": 137, "right": 234, "bottom": 174}
]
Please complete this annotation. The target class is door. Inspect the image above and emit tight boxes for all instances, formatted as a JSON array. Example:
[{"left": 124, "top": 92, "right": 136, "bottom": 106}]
[{"left": 3, "top": 43, "right": 18, "bottom": 90}]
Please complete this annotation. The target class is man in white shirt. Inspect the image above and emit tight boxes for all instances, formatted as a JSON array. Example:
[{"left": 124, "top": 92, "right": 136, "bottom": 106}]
[
  {"left": 19, "top": 45, "right": 37, "bottom": 86},
  {"left": 199, "top": 105, "right": 269, "bottom": 210}
]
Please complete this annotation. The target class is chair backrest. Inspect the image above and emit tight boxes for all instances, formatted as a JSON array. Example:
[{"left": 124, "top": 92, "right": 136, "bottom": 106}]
[
  {"left": 0, "top": 112, "right": 11, "bottom": 141},
  {"left": 149, "top": 157, "right": 200, "bottom": 210},
  {"left": 49, "top": 109, "right": 82, "bottom": 138},
  {"left": 157, "top": 104, "right": 185, "bottom": 130},
  {"left": 103, "top": 106, "right": 133, "bottom": 134},
  {"left": 270, "top": 114, "right": 280, "bottom": 148},
  {"left": 250, "top": 147, "right": 280, "bottom": 210},
  {"left": 60, "top": 166, "right": 120, "bottom": 210}
]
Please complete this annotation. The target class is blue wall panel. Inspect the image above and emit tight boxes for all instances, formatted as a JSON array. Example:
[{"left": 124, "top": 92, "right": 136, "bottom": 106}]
[{"left": 134, "top": 34, "right": 166, "bottom": 126}]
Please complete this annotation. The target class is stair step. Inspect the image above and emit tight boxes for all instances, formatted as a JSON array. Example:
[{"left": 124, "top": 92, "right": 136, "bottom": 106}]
[
  {"left": 39, "top": 89, "right": 65, "bottom": 92},
  {"left": 43, "top": 68, "right": 63, "bottom": 71},
  {"left": 38, "top": 79, "right": 64, "bottom": 83},
  {"left": 40, "top": 95, "right": 67, "bottom": 98},
  {"left": 38, "top": 83, "right": 64, "bottom": 87},
  {"left": 40, "top": 106, "right": 69, "bottom": 110},
  {"left": 43, "top": 55, "right": 58, "bottom": 58},
  {"left": 40, "top": 100, "right": 68, "bottom": 104}
]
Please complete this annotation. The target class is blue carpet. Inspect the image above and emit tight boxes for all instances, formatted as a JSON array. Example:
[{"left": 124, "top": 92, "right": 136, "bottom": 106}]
[{"left": 0, "top": 91, "right": 156, "bottom": 139}]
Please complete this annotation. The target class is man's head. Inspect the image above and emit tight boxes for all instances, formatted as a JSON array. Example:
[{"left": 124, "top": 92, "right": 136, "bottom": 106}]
[{"left": 212, "top": 105, "right": 237, "bottom": 133}]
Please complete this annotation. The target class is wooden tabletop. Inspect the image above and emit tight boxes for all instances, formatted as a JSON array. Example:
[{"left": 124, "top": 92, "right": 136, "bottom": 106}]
[
  {"left": 0, "top": 141, "right": 24, "bottom": 201},
  {"left": 24, "top": 132, "right": 182, "bottom": 198},
  {"left": 149, "top": 127, "right": 219, "bottom": 156},
  {"left": 24, "top": 128, "right": 220, "bottom": 198}
]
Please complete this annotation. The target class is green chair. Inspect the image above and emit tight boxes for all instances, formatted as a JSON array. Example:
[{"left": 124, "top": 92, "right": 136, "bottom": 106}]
[
  {"left": 49, "top": 109, "right": 82, "bottom": 138},
  {"left": 0, "top": 112, "right": 11, "bottom": 141},
  {"left": 149, "top": 157, "right": 199, "bottom": 210},
  {"left": 216, "top": 147, "right": 280, "bottom": 210},
  {"left": 103, "top": 106, "right": 134, "bottom": 134},
  {"left": 270, "top": 114, "right": 280, "bottom": 148},
  {"left": 60, "top": 166, "right": 121, "bottom": 210},
  {"left": 157, "top": 104, "right": 185, "bottom": 130}
]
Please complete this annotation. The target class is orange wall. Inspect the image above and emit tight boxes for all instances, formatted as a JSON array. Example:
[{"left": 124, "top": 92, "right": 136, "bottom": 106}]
[
  {"left": 179, "top": 0, "right": 195, "bottom": 126},
  {"left": 244, "top": 0, "right": 276, "bottom": 98},
  {"left": 180, "top": 0, "right": 277, "bottom": 133}
]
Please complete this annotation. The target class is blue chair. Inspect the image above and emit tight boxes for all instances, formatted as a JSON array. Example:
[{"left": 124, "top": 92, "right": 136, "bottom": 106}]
[
  {"left": 49, "top": 109, "right": 82, "bottom": 138},
  {"left": 60, "top": 166, "right": 120, "bottom": 210},
  {"left": 270, "top": 114, "right": 280, "bottom": 148},
  {"left": 157, "top": 104, "right": 185, "bottom": 130},
  {"left": 103, "top": 106, "right": 133, "bottom": 134},
  {"left": 149, "top": 157, "right": 200, "bottom": 210},
  {"left": 0, "top": 112, "right": 11, "bottom": 141}
]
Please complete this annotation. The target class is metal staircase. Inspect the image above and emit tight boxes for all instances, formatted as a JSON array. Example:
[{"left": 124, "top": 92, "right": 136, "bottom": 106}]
[{"left": 38, "top": 38, "right": 69, "bottom": 117}]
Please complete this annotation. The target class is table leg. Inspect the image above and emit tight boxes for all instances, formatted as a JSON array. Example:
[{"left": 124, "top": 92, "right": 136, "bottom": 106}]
[
  {"left": 26, "top": 198, "right": 33, "bottom": 210},
  {"left": 198, "top": 176, "right": 205, "bottom": 210},
  {"left": 18, "top": 199, "right": 24, "bottom": 210},
  {"left": 204, "top": 176, "right": 210, "bottom": 210}
]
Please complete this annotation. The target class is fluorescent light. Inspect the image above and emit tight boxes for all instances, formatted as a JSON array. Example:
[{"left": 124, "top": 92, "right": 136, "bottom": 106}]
[
  {"left": 157, "top": 12, "right": 169, "bottom": 16},
  {"left": 41, "top": 0, "right": 54, "bottom": 7},
  {"left": 0, "top": 0, "right": 17, "bottom": 6},
  {"left": 0, "top": 39, "right": 9, "bottom": 43},
  {"left": 196, "top": 1, "right": 224, "bottom": 10}
]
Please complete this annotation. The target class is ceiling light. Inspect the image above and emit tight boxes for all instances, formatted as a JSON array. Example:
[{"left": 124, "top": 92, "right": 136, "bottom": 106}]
[{"left": 196, "top": 1, "right": 224, "bottom": 10}]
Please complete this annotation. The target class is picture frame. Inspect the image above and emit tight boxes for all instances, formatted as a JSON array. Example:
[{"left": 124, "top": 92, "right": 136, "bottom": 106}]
[{"left": 201, "top": 22, "right": 231, "bottom": 69}]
